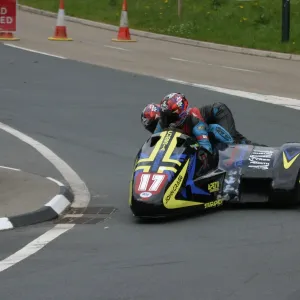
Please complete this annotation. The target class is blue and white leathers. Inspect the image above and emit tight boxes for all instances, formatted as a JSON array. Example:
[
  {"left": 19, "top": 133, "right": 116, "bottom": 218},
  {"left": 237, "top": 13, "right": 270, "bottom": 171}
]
[{"left": 207, "top": 124, "right": 234, "bottom": 145}]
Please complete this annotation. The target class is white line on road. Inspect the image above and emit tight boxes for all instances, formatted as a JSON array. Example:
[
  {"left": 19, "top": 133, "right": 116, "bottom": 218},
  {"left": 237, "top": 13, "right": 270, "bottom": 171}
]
[
  {"left": 170, "top": 57, "right": 260, "bottom": 73},
  {"left": 171, "top": 57, "right": 209, "bottom": 65},
  {"left": 165, "top": 78, "right": 300, "bottom": 110},
  {"left": 220, "top": 65, "right": 259, "bottom": 73},
  {"left": 3, "top": 44, "right": 66, "bottom": 59},
  {"left": 0, "top": 166, "right": 21, "bottom": 171},
  {"left": 0, "top": 224, "right": 75, "bottom": 272},
  {"left": 0, "top": 121, "right": 91, "bottom": 272},
  {"left": 104, "top": 45, "right": 131, "bottom": 52},
  {"left": 46, "top": 177, "right": 65, "bottom": 187},
  {"left": 0, "top": 122, "right": 90, "bottom": 208}
]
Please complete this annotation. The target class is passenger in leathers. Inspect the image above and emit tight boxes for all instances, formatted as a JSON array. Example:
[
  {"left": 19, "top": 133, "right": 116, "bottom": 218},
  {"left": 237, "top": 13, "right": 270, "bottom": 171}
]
[
  {"left": 140, "top": 93, "right": 253, "bottom": 176},
  {"left": 140, "top": 96, "right": 252, "bottom": 144}
]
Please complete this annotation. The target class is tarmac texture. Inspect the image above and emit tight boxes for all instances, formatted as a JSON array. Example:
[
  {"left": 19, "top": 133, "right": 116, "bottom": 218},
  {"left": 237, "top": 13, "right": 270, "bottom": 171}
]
[
  {"left": 1, "top": 18, "right": 300, "bottom": 299},
  {"left": 0, "top": 168, "right": 58, "bottom": 217}
]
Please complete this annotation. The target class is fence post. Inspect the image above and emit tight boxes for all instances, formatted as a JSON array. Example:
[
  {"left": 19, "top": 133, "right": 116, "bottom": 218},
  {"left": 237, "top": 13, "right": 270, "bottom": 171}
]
[
  {"left": 282, "top": 0, "right": 290, "bottom": 42},
  {"left": 178, "top": 0, "right": 182, "bottom": 18}
]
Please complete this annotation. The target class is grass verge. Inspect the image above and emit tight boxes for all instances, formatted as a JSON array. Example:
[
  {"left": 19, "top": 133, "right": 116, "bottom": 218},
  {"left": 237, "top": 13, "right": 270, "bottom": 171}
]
[{"left": 18, "top": 0, "right": 300, "bottom": 54}]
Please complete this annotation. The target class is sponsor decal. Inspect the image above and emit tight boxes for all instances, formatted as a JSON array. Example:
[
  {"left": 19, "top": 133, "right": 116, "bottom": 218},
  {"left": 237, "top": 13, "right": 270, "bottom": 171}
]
[
  {"left": 208, "top": 181, "right": 220, "bottom": 193},
  {"left": 165, "top": 174, "right": 183, "bottom": 204},
  {"left": 283, "top": 150, "right": 300, "bottom": 169},
  {"left": 140, "top": 192, "right": 152, "bottom": 198},
  {"left": 160, "top": 131, "right": 172, "bottom": 151},
  {"left": 248, "top": 149, "right": 273, "bottom": 170},
  {"left": 204, "top": 199, "right": 223, "bottom": 209}
]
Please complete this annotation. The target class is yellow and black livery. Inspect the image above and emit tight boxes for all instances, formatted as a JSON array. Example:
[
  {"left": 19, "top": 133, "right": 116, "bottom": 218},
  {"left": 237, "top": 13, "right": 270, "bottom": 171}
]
[
  {"left": 129, "top": 129, "right": 300, "bottom": 218},
  {"left": 129, "top": 129, "right": 226, "bottom": 218}
]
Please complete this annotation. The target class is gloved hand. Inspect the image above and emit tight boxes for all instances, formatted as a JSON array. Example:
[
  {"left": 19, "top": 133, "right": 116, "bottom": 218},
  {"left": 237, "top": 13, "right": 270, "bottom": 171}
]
[
  {"left": 197, "top": 147, "right": 211, "bottom": 176},
  {"left": 198, "top": 148, "right": 210, "bottom": 171},
  {"left": 196, "top": 147, "right": 218, "bottom": 177}
]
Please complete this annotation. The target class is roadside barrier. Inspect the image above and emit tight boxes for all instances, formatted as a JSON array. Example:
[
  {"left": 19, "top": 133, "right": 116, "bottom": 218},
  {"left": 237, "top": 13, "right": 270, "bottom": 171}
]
[
  {"left": 48, "top": 0, "right": 73, "bottom": 41},
  {"left": 0, "top": 0, "right": 19, "bottom": 41},
  {"left": 112, "top": 0, "right": 136, "bottom": 42}
]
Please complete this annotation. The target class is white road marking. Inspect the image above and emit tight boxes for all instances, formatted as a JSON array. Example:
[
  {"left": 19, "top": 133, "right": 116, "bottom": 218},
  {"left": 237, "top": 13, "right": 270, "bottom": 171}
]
[
  {"left": 104, "top": 45, "right": 131, "bottom": 52},
  {"left": 46, "top": 177, "right": 65, "bottom": 187},
  {"left": 0, "top": 166, "right": 21, "bottom": 171},
  {"left": 0, "top": 121, "right": 90, "bottom": 272},
  {"left": 165, "top": 78, "right": 300, "bottom": 110},
  {"left": 3, "top": 43, "right": 66, "bottom": 59},
  {"left": 170, "top": 57, "right": 259, "bottom": 73},
  {"left": 0, "top": 224, "right": 74, "bottom": 272},
  {"left": 220, "top": 65, "right": 258, "bottom": 73},
  {"left": 0, "top": 122, "right": 90, "bottom": 208},
  {"left": 171, "top": 57, "right": 209, "bottom": 65},
  {"left": 0, "top": 218, "right": 13, "bottom": 231},
  {"left": 285, "top": 105, "right": 300, "bottom": 110}
]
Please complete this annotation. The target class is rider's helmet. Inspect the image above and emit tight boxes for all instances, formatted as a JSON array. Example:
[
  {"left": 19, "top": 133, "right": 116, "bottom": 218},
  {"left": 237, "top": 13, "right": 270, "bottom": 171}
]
[
  {"left": 159, "top": 93, "right": 189, "bottom": 129},
  {"left": 141, "top": 103, "right": 161, "bottom": 133}
]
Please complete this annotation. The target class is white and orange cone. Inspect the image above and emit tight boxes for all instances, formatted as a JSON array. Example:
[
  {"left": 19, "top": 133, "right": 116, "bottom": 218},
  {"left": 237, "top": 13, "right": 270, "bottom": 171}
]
[
  {"left": 112, "top": 0, "right": 136, "bottom": 42},
  {"left": 48, "top": 0, "right": 73, "bottom": 41},
  {"left": 0, "top": 32, "right": 20, "bottom": 41}
]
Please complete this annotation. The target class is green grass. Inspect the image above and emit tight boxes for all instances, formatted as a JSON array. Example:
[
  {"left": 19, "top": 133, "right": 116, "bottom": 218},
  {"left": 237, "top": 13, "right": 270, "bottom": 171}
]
[{"left": 19, "top": 0, "right": 300, "bottom": 54}]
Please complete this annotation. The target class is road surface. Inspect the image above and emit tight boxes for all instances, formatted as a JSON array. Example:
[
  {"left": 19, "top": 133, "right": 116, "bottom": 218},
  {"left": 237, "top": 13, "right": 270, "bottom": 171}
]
[{"left": 0, "top": 41, "right": 300, "bottom": 299}]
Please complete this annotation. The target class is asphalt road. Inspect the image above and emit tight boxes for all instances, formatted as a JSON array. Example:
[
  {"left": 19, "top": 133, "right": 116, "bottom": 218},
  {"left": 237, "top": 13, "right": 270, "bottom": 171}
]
[
  {"left": 1, "top": 43, "right": 300, "bottom": 300},
  {"left": 0, "top": 168, "right": 59, "bottom": 217},
  {"left": 0, "top": 105, "right": 63, "bottom": 262}
]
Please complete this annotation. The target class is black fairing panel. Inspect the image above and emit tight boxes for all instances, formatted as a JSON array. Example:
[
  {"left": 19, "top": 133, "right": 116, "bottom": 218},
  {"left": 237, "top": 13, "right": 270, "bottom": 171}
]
[{"left": 216, "top": 143, "right": 300, "bottom": 203}]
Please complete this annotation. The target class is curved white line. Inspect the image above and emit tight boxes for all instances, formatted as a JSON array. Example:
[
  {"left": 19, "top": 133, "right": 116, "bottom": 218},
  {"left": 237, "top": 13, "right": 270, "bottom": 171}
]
[
  {"left": 0, "top": 166, "right": 21, "bottom": 171},
  {"left": 46, "top": 177, "right": 65, "bottom": 187},
  {"left": 0, "top": 121, "right": 90, "bottom": 273},
  {"left": 0, "top": 121, "right": 90, "bottom": 208}
]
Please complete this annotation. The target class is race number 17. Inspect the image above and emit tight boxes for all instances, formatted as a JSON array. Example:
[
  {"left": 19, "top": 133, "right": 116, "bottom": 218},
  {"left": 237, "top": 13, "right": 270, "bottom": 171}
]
[{"left": 136, "top": 173, "right": 167, "bottom": 194}]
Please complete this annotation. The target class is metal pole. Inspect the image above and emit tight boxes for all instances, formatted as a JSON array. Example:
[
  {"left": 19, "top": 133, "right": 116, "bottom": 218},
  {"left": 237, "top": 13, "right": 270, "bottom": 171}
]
[
  {"left": 178, "top": 0, "right": 182, "bottom": 18},
  {"left": 282, "top": 0, "right": 290, "bottom": 42}
]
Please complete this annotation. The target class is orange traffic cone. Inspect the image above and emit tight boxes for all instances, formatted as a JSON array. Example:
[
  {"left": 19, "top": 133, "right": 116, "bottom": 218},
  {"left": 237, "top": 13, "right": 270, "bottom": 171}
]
[
  {"left": 48, "top": 0, "right": 73, "bottom": 41},
  {"left": 112, "top": 0, "right": 136, "bottom": 42},
  {"left": 0, "top": 32, "right": 20, "bottom": 41}
]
